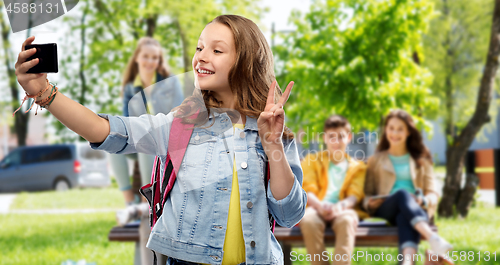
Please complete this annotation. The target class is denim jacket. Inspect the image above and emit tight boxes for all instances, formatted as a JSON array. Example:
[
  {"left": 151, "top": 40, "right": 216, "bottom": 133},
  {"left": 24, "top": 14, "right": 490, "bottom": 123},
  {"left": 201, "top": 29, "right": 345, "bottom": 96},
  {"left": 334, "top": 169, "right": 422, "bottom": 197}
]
[
  {"left": 90, "top": 109, "right": 307, "bottom": 265},
  {"left": 122, "top": 73, "right": 184, "bottom": 117}
]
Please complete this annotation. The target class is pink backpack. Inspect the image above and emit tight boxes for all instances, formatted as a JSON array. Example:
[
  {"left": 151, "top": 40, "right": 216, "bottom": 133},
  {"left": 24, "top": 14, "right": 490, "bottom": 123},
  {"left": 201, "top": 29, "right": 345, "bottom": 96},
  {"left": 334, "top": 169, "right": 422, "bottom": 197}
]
[{"left": 139, "top": 113, "right": 275, "bottom": 231}]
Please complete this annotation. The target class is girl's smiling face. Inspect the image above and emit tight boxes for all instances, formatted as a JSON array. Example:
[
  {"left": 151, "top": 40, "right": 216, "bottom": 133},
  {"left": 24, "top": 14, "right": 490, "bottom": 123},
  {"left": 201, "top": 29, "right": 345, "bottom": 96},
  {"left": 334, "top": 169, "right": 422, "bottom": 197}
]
[
  {"left": 385, "top": 117, "right": 410, "bottom": 148},
  {"left": 192, "top": 22, "right": 236, "bottom": 93},
  {"left": 135, "top": 44, "right": 161, "bottom": 75}
]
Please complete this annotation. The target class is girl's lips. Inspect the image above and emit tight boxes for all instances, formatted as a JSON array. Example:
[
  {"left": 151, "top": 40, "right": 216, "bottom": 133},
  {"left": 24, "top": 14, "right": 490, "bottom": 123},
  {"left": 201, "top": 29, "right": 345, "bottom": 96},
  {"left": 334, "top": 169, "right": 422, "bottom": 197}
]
[
  {"left": 196, "top": 71, "right": 213, "bottom": 77},
  {"left": 195, "top": 68, "right": 215, "bottom": 77}
]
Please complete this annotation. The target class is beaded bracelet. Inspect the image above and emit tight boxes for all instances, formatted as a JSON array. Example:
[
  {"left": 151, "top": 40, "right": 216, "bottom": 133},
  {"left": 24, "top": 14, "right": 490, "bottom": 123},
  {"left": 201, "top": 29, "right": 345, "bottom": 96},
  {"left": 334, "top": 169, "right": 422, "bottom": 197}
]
[
  {"left": 36, "top": 84, "right": 56, "bottom": 106},
  {"left": 12, "top": 79, "right": 51, "bottom": 116},
  {"left": 35, "top": 84, "right": 58, "bottom": 115}
]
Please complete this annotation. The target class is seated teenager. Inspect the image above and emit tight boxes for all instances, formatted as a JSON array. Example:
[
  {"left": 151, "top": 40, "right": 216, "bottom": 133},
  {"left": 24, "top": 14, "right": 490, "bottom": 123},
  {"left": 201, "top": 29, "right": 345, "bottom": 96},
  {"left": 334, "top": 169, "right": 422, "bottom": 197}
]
[
  {"left": 363, "top": 109, "right": 452, "bottom": 265},
  {"left": 300, "top": 115, "right": 367, "bottom": 265}
]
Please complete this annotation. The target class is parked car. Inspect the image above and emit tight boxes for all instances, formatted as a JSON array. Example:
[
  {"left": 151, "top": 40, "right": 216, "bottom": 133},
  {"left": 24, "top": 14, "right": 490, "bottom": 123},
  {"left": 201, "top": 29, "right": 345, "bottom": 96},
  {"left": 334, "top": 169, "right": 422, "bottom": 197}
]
[{"left": 0, "top": 143, "right": 110, "bottom": 192}]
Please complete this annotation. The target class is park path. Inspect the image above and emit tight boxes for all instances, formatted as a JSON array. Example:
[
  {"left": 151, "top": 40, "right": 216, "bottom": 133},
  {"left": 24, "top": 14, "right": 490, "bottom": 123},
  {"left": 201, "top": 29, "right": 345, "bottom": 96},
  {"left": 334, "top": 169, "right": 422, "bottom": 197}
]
[
  {"left": 0, "top": 194, "right": 16, "bottom": 214},
  {"left": 0, "top": 194, "right": 120, "bottom": 214},
  {"left": 0, "top": 176, "right": 496, "bottom": 214}
]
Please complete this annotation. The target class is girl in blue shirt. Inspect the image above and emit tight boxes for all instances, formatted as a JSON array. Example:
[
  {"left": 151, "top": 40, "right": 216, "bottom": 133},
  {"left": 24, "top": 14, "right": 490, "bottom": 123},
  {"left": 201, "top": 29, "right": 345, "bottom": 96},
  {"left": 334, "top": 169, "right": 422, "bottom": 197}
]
[{"left": 15, "top": 14, "right": 307, "bottom": 265}]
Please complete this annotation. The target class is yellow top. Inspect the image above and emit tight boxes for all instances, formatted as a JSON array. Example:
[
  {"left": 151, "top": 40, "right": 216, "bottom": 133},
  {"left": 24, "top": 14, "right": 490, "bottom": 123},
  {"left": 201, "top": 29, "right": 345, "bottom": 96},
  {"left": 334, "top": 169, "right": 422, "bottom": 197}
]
[
  {"left": 221, "top": 123, "right": 246, "bottom": 264},
  {"left": 133, "top": 74, "right": 156, "bottom": 114}
]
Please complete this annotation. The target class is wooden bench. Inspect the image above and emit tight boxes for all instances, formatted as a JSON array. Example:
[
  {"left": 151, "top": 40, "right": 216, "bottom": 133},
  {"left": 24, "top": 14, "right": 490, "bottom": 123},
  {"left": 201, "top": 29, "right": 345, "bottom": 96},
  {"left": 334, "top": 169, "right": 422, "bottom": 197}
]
[{"left": 109, "top": 221, "right": 437, "bottom": 265}]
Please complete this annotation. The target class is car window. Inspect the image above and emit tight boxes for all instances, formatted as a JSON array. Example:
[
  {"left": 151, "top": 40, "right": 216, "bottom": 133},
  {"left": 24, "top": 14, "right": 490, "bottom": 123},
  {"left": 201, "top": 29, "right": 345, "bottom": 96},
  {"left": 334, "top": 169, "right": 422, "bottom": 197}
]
[
  {"left": 79, "top": 145, "right": 105, "bottom": 160},
  {"left": 22, "top": 146, "right": 72, "bottom": 164},
  {"left": 2, "top": 150, "right": 21, "bottom": 166}
]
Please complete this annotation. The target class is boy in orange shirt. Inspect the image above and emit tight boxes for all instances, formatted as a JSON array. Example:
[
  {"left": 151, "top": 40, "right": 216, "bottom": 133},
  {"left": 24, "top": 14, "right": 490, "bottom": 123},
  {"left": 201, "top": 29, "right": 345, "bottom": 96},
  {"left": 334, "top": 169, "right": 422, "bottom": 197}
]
[{"left": 300, "top": 115, "right": 367, "bottom": 265}]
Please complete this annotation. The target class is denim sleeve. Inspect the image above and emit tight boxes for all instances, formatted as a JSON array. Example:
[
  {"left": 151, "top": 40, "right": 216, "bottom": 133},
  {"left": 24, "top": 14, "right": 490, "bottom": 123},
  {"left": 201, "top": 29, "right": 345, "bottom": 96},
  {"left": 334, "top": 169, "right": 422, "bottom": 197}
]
[
  {"left": 266, "top": 138, "right": 307, "bottom": 228},
  {"left": 122, "top": 84, "right": 133, "bottom": 117},
  {"left": 89, "top": 111, "right": 175, "bottom": 156}
]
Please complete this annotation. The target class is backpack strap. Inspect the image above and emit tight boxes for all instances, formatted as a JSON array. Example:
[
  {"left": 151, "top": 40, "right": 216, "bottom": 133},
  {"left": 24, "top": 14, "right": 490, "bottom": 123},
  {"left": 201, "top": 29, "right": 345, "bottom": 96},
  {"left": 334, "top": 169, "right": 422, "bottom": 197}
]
[{"left": 159, "top": 110, "right": 200, "bottom": 208}]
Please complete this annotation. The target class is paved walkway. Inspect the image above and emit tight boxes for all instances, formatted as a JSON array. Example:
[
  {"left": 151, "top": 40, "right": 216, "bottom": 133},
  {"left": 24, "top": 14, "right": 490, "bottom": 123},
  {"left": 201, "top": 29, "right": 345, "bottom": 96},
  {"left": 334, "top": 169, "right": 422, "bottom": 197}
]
[
  {"left": 0, "top": 194, "right": 17, "bottom": 214},
  {"left": 0, "top": 178, "right": 496, "bottom": 214},
  {"left": 9, "top": 208, "right": 121, "bottom": 214},
  {"left": 0, "top": 193, "right": 121, "bottom": 214}
]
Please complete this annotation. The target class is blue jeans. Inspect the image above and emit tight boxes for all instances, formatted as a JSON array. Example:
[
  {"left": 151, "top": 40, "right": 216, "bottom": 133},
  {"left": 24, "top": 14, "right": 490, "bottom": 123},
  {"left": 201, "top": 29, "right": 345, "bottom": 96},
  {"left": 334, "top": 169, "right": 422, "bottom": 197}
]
[
  {"left": 166, "top": 257, "right": 245, "bottom": 265},
  {"left": 373, "top": 189, "right": 428, "bottom": 250}
]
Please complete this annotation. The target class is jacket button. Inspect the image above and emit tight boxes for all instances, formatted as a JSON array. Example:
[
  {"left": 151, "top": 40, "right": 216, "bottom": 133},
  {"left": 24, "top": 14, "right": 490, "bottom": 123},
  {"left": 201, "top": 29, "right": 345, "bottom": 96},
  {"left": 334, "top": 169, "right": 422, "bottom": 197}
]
[
  {"left": 250, "top": 241, "right": 256, "bottom": 247},
  {"left": 239, "top": 132, "right": 245, "bottom": 138},
  {"left": 241, "top": 162, "right": 247, "bottom": 169},
  {"left": 247, "top": 201, "right": 253, "bottom": 209},
  {"left": 194, "top": 135, "right": 200, "bottom": 141}
]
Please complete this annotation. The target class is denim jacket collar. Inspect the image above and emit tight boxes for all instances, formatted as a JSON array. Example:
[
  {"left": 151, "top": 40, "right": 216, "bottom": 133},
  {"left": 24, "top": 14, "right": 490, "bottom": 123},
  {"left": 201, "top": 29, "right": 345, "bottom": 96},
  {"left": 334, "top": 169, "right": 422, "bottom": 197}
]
[{"left": 207, "top": 109, "right": 259, "bottom": 132}]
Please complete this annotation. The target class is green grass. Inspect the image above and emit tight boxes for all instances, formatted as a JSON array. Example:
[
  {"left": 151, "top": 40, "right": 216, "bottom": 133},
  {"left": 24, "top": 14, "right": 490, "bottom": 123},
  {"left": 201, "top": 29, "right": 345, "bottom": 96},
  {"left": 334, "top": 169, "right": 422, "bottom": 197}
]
[
  {"left": 434, "top": 165, "right": 446, "bottom": 175},
  {"left": 291, "top": 206, "right": 500, "bottom": 264},
  {"left": 0, "top": 213, "right": 134, "bottom": 265},
  {"left": 11, "top": 187, "right": 124, "bottom": 210},
  {"left": 3, "top": 189, "right": 499, "bottom": 265}
]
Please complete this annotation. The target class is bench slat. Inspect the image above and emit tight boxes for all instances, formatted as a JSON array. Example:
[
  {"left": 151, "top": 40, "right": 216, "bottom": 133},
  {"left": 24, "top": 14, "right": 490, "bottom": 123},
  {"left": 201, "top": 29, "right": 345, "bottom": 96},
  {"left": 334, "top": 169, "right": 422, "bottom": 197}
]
[{"left": 108, "top": 224, "right": 437, "bottom": 246}]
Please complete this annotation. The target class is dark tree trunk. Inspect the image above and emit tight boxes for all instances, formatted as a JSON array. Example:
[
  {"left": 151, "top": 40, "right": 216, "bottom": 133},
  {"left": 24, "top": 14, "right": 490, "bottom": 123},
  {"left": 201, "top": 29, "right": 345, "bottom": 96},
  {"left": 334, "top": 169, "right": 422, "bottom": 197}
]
[
  {"left": 439, "top": 0, "right": 500, "bottom": 217},
  {"left": 174, "top": 19, "right": 195, "bottom": 96},
  {"left": 144, "top": 0, "right": 158, "bottom": 37},
  {"left": 146, "top": 15, "right": 157, "bottom": 37},
  {"left": 0, "top": 8, "right": 30, "bottom": 146},
  {"left": 132, "top": 160, "right": 142, "bottom": 197},
  {"left": 456, "top": 173, "right": 479, "bottom": 218},
  {"left": 93, "top": 0, "right": 123, "bottom": 45},
  {"left": 79, "top": 3, "right": 89, "bottom": 105}
]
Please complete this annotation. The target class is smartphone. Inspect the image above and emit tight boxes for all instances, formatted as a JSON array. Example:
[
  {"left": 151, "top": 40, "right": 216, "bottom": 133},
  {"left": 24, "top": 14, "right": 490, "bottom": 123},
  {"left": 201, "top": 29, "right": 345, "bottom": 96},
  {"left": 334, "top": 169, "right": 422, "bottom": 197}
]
[{"left": 25, "top": 43, "right": 58, "bottom": 73}]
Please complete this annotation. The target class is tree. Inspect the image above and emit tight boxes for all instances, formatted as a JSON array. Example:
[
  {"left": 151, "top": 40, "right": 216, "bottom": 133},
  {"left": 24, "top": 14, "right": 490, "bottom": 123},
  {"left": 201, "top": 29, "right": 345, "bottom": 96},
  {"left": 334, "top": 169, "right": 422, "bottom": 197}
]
[
  {"left": 437, "top": 0, "right": 500, "bottom": 217},
  {"left": 0, "top": 2, "right": 30, "bottom": 146},
  {"left": 275, "top": 0, "right": 438, "bottom": 139}
]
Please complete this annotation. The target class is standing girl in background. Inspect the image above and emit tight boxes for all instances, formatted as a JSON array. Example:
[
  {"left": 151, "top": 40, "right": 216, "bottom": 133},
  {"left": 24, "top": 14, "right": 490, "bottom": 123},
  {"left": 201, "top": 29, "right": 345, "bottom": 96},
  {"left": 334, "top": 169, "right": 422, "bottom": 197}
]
[
  {"left": 111, "top": 37, "right": 184, "bottom": 265},
  {"left": 363, "top": 109, "right": 453, "bottom": 265},
  {"left": 112, "top": 37, "right": 183, "bottom": 212},
  {"left": 14, "top": 14, "right": 306, "bottom": 265}
]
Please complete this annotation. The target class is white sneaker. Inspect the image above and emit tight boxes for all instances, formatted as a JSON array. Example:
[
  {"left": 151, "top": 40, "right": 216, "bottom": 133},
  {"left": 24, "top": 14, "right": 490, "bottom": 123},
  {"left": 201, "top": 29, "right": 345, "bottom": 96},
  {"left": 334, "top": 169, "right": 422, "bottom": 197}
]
[
  {"left": 116, "top": 205, "right": 139, "bottom": 226},
  {"left": 137, "top": 203, "right": 150, "bottom": 218},
  {"left": 429, "top": 234, "right": 453, "bottom": 256}
]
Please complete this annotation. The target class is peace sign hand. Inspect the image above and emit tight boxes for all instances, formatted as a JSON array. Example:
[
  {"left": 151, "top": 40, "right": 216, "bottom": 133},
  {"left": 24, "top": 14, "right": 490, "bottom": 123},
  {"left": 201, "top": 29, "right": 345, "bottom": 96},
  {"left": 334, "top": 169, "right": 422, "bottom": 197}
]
[{"left": 257, "top": 80, "right": 294, "bottom": 154}]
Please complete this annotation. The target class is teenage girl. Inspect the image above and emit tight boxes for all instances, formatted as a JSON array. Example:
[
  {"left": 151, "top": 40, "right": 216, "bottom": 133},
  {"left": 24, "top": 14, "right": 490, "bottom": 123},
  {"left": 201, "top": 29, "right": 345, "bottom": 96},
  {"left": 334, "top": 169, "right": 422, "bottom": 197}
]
[
  {"left": 112, "top": 37, "right": 183, "bottom": 214},
  {"left": 364, "top": 109, "right": 452, "bottom": 265},
  {"left": 15, "top": 14, "right": 306, "bottom": 265},
  {"left": 111, "top": 37, "right": 184, "bottom": 265}
]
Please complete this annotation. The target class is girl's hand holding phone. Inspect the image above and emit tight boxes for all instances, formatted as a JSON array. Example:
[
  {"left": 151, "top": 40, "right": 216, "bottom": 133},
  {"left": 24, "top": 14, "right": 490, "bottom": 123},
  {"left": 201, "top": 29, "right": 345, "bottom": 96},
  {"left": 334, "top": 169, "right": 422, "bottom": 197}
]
[
  {"left": 257, "top": 80, "right": 294, "bottom": 155},
  {"left": 15, "top": 36, "right": 48, "bottom": 98}
]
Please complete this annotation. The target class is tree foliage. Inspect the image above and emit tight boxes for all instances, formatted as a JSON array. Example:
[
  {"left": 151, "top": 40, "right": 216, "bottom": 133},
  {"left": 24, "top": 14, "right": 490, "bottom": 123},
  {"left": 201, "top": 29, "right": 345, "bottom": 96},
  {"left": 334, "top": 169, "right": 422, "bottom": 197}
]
[
  {"left": 423, "top": 0, "right": 495, "bottom": 144},
  {"left": 275, "top": 0, "right": 438, "bottom": 137}
]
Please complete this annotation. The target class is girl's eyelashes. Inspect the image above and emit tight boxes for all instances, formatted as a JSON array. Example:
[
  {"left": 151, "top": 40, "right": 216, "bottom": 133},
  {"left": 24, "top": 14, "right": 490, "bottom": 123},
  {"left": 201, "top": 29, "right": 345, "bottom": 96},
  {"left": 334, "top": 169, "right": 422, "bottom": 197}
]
[{"left": 196, "top": 47, "right": 222, "bottom": 54}]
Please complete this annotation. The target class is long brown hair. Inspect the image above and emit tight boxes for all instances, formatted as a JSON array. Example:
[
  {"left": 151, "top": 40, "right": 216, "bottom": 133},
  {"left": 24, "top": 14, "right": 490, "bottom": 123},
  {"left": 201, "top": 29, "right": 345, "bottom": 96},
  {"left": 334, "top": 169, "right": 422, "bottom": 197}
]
[
  {"left": 377, "top": 109, "right": 432, "bottom": 166},
  {"left": 173, "top": 15, "right": 293, "bottom": 139},
  {"left": 122, "top": 37, "right": 170, "bottom": 92}
]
